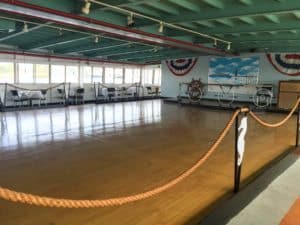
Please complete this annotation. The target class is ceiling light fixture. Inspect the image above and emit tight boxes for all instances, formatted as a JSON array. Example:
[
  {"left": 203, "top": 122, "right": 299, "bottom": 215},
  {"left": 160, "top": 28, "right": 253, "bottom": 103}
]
[
  {"left": 22, "top": 22, "right": 28, "bottom": 32},
  {"left": 158, "top": 22, "right": 164, "bottom": 33},
  {"left": 127, "top": 13, "right": 134, "bottom": 26},
  {"left": 82, "top": 0, "right": 91, "bottom": 15},
  {"left": 89, "top": 0, "right": 231, "bottom": 47},
  {"left": 94, "top": 35, "right": 99, "bottom": 43},
  {"left": 213, "top": 39, "right": 217, "bottom": 47},
  {"left": 227, "top": 42, "right": 231, "bottom": 50}
]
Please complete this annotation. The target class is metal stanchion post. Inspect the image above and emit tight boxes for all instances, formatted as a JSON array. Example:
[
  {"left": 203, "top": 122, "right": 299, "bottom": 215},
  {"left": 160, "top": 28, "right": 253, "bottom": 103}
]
[
  {"left": 234, "top": 111, "right": 240, "bottom": 193},
  {"left": 234, "top": 109, "right": 248, "bottom": 193}
]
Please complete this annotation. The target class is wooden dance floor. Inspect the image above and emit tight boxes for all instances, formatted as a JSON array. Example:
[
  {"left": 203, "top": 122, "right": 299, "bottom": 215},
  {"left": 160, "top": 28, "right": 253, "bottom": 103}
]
[{"left": 0, "top": 100, "right": 296, "bottom": 225}]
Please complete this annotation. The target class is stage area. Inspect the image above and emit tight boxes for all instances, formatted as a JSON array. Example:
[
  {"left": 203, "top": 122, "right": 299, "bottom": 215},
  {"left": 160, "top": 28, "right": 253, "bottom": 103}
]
[{"left": 0, "top": 100, "right": 296, "bottom": 225}]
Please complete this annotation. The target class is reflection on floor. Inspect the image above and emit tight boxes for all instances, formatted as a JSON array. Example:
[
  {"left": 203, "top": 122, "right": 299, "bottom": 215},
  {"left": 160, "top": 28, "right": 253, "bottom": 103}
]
[
  {"left": 0, "top": 100, "right": 161, "bottom": 151},
  {"left": 0, "top": 100, "right": 296, "bottom": 225}
]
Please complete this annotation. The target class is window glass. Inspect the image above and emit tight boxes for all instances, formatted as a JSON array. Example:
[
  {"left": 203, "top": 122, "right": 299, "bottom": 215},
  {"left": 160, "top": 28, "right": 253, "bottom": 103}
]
[
  {"left": 142, "top": 69, "right": 153, "bottom": 85},
  {"left": 133, "top": 69, "right": 140, "bottom": 83},
  {"left": 105, "top": 67, "right": 114, "bottom": 83},
  {"left": 125, "top": 68, "right": 133, "bottom": 84},
  {"left": 18, "top": 63, "right": 34, "bottom": 83},
  {"left": 82, "top": 66, "right": 92, "bottom": 83},
  {"left": 114, "top": 68, "right": 123, "bottom": 84},
  {"left": 92, "top": 67, "right": 103, "bottom": 83},
  {"left": 36, "top": 64, "right": 49, "bottom": 84},
  {"left": 51, "top": 65, "right": 65, "bottom": 83},
  {"left": 0, "top": 62, "right": 14, "bottom": 83},
  {"left": 66, "top": 65, "right": 79, "bottom": 83}
]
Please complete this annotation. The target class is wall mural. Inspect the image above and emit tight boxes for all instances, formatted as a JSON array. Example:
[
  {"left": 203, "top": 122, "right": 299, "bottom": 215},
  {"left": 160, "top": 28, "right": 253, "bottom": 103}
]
[
  {"left": 267, "top": 53, "right": 300, "bottom": 76},
  {"left": 208, "top": 56, "right": 259, "bottom": 94},
  {"left": 166, "top": 58, "right": 198, "bottom": 76}
]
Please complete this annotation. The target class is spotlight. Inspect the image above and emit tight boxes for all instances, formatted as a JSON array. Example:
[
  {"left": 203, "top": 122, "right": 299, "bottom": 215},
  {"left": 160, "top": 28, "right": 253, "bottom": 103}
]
[
  {"left": 94, "top": 35, "right": 99, "bottom": 43},
  {"left": 58, "top": 28, "right": 63, "bottom": 36},
  {"left": 22, "top": 22, "right": 28, "bottom": 32},
  {"left": 127, "top": 13, "right": 134, "bottom": 26},
  {"left": 227, "top": 42, "right": 231, "bottom": 50},
  {"left": 213, "top": 39, "right": 217, "bottom": 47},
  {"left": 158, "top": 22, "right": 164, "bottom": 33},
  {"left": 81, "top": 0, "right": 91, "bottom": 15}
]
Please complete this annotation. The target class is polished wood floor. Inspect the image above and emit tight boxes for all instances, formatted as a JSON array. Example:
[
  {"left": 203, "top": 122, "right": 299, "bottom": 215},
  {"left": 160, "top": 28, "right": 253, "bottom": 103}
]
[{"left": 0, "top": 100, "right": 296, "bottom": 225}]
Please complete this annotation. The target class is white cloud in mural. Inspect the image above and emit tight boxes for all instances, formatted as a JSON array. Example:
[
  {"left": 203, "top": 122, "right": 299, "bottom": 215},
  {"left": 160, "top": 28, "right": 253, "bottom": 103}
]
[
  {"left": 241, "top": 58, "right": 253, "bottom": 62},
  {"left": 229, "top": 62, "right": 239, "bottom": 67},
  {"left": 240, "top": 66, "right": 252, "bottom": 71},
  {"left": 216, "top": 64, "right": 225, "bottom": 69}
]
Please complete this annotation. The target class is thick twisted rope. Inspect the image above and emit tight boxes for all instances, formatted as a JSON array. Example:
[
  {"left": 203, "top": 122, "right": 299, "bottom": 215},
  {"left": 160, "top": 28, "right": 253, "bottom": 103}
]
[
  {"left": 0, "top": 109, "right": 241, "bottom": 208},
  {"left": 6, "top": 83, "right": 65, "bottom": 91},
  {"left": 249, "top": 98, "right": 300, "bottom": 128}
]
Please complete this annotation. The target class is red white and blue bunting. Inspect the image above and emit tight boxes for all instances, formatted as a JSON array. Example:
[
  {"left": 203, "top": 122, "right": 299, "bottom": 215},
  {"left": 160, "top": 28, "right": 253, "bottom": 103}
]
[
  {"left": 166, "top": 58, "right": 198, "bottom": 76},
  {"left": 267, "top": 53, "right": 300, "bottom": 76}
]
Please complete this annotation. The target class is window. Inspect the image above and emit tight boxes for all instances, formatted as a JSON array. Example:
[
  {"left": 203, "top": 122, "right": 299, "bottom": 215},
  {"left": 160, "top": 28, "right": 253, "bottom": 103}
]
[
  {"left": 105, "top": 67, "right": 114, "bottom": 83},
  {"left": 133, "top": 69, "right": 140, "bottom": 83},
  {"left": 125, "top": 68, "right": 133, "bottom": 84},
  {"left": 142, "top": 69, "right": 153, "bottom": 84},
  {"left": 0, "top": 62, "right": 14, "bottom": 83},
  {"left": 82, "top": 66, "right": 92, "bottom": 83},
  {"left": 18, "top": 63, "right": 34, "bottom": 83},
  {"left": 92, "top": 67, "right": 103, "bottom": 83},
  {"left": 66, "top": 65, "right": 79, "bottom": 83},
  {"left": 36, "top": 64, "right": 49, "bottom": 84},
  {"left": 114, "top": 68, "right": 123, "bottom": 84},
  {"left": 153, "top": 68, "right": 161, "bottom": 85},
  {"left": 51, "top": 65, "right": 65, "bottom": 83}
]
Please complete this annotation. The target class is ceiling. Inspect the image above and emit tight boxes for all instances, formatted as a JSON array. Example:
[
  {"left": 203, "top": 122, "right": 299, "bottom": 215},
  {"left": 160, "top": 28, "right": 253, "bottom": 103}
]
[{"left": 0, "top": 0, "right": 299, "bottom": 64}]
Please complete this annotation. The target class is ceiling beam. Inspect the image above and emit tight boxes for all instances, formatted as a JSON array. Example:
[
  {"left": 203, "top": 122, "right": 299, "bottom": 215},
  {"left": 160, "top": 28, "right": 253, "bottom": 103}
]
[
  {"left": 59, "top": 42, "right": 130, "bottom": 54},
  {"left": 85, "top": 45, "right": 154, "bottom": 57},
  {"left": 0, "top": 2, "right": 228, "bottom": 55},
  {"left": 94, "top": 46, "right": 156, "bottom": 58},
  {"left": 239, "top": 0, "right": 253, "bottom": 5},
  {"left": 264, "top": 14, "right": 280, "bottom": 23},
  {"left": 168, "top": 0, "right": 201, "bottom": 12},
  {"left": 137, "top": 0, "right": 300, "bottom": 25},
  {"left": 165, "top": 20, "right": 300, "bottom": 36},
  {"left": 215, "top": 18, "right": 234, "bottom": 27},
  {"left": 202, "top": 0, "right": 224, "bottom": 9},
  {"left": 145, "top": 1, "right": 179, "bottom": 15},
  {"left": 0, "top": 22, "right": 50, "bottom": 42},
  {"left": 23, "top": 34, "right": 91, "bottom": 50},
  {"left": 238, "top": 16, "right": 256, "bottom": 25}
]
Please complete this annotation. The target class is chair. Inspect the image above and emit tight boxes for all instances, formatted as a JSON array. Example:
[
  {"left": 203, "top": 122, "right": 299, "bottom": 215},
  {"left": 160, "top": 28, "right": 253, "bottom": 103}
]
[
  {"left": 75, "top": 88, "right": 85, "bottom": 104},
  {"left": 107, "top": 88, "right": 116, "bottom": 101},
  {"left": 10, "top": 90, "right": 29, "bottom": 107},
  {"left": 146, "top": 86, "right": 155, "bottom": 98}
]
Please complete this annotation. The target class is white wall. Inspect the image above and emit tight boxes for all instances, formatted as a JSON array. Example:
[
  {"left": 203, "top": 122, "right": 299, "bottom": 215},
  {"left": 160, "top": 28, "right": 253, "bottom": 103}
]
[{"left": 161, "top": 53, "right": 300, "bottom": 102}]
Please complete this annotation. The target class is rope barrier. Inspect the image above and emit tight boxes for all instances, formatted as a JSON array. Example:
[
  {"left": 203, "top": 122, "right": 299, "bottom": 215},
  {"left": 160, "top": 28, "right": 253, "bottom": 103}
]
[
  {"left": 1, "top": 96, "right": 299, "bottom": 208},
  {"left": 249, "top": 98, "right": 300, "bottom": 128},
  {"left": 0, "top": 109, "right": 241, "bottom": 208},
  {"left": 6, "top": 83, "right": 65, "bottom": 91}
]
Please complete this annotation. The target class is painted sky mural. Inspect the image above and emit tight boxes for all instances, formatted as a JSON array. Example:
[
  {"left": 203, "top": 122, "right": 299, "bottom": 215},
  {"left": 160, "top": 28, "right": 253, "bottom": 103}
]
[
  {"left": 208, "top": 56, "right": 260, "bottom": 94},
  {"left": 209, "top": 56, "right": 259, "bottom": 84}
]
